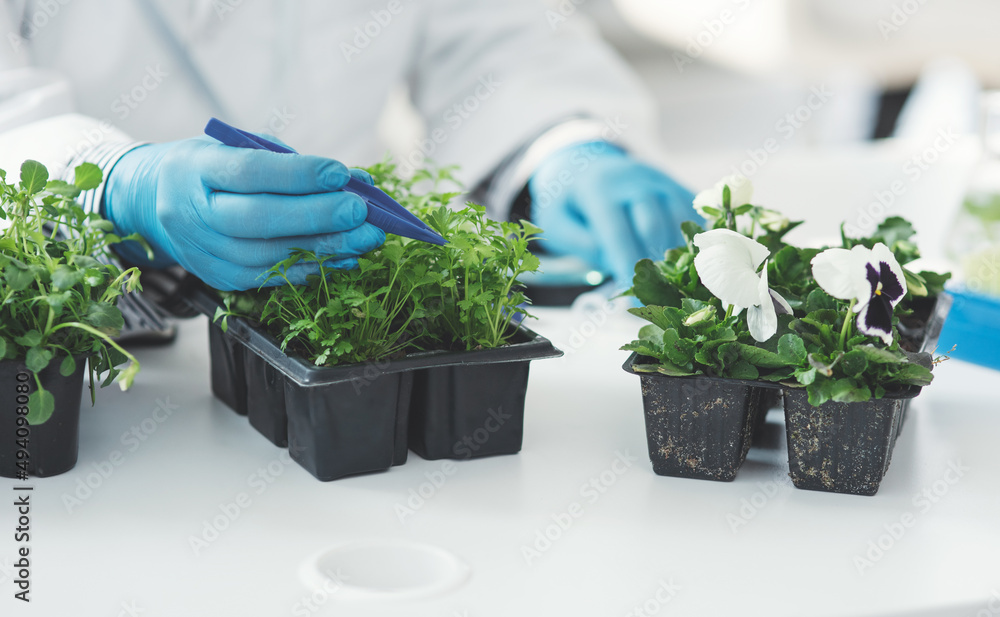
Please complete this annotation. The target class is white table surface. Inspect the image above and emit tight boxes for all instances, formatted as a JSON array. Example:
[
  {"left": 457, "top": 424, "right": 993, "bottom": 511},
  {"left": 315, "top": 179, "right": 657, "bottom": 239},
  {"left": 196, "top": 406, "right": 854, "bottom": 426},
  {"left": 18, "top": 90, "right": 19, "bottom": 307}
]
[{"left": 1, "top": 302, "right": 998, "bottom": 617}]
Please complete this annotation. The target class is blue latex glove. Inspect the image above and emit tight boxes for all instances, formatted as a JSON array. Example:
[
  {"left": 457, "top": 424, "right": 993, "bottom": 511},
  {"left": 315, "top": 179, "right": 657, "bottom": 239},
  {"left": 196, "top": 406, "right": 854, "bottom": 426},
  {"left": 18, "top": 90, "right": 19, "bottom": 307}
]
[
  {"left": 528, "top": 141, "right": 699, "bottom": 288},
  {"left": 103, "top": 136, "right": 385, "bottom": 291}
]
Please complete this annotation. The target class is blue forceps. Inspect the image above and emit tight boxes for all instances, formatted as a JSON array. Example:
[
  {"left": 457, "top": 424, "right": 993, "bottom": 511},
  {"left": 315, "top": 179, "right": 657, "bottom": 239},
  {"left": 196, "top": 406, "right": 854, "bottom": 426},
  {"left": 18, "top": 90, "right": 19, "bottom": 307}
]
[{"left": 204, "top": 118, "right": 447, "bottom": 246}]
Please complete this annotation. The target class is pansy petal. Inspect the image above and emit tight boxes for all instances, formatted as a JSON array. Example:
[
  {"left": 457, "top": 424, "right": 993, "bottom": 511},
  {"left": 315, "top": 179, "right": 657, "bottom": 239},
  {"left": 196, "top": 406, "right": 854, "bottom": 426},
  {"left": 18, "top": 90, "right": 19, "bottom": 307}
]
[
  {"left": 693, "top": 228, "right": 769, "bottom": 269},
  {"left": 694, "top": 244, "right": 762, "bottom": 308},
  {"left": 770, "top": 289, "right": 793, "bottom": 316},
  {"left": 856, "top": 294, "right": 895, "bottom": 345},
  {"left": 747, "top": 264, "right": 779, "bottom": 342},
  {"left": 869, "top": 242, "right": 907, "bottom": 305},
  {"left": 811, "top": 246, "right": 869, "bottom": 301}
]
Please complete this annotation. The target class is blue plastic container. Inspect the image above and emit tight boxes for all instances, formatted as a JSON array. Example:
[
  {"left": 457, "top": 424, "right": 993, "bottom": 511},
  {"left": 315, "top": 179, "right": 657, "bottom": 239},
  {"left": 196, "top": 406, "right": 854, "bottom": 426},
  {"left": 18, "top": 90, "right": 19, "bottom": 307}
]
[{"left": 937, "top": 287, "right": 1000, "bottom": 371}]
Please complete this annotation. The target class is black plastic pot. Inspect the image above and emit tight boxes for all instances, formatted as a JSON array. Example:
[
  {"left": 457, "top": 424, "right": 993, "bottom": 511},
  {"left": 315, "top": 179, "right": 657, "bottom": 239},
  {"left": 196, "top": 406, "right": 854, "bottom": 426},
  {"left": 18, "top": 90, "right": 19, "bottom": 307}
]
[
  {"left": 0, "top": 356, "right": 86, "bottom": 478},
  {"left": 409, "top": 358, "right": 532, "bottom": 461},
  {"left": 186, "top": 287, "right": 562, "bottom": 480},
  {"left": 783, "top": 387, "right": 918, "bottom": 496},
  {"left": 897, "top": 293, "right": 952, "bottom": 438},
  {"left": 208, "top": 321, "right": 247, "bottom": 415},
  {"left": 622, "top": 354, "right": 773, "bottom": 481},
  {"left": 243, "top": 351, "right": 288, "bottom": 447}
]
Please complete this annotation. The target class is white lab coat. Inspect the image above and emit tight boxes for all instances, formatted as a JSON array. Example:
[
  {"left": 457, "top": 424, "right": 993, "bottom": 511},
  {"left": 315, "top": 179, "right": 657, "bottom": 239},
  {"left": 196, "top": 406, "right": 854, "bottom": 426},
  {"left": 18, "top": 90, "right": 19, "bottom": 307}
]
[{"left": 0, "top": 0, "right": 656, "bottom": 214}]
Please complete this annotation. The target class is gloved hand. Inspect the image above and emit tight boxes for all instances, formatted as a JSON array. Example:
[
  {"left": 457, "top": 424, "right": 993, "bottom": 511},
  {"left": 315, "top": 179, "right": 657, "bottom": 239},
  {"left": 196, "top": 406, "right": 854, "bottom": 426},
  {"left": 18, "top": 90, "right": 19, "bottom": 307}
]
[
  {"left": 528, "top": 141, "right": 699, "bottom": 288},
  {"left": 103, "top": 136, "right": 385, "bottom": 291}
]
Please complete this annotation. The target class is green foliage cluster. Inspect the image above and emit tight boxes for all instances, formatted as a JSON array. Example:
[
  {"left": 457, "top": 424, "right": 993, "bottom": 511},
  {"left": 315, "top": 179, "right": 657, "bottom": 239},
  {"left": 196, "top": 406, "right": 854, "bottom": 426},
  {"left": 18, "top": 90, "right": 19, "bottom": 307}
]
[
  {"left": 624, "top": 197, "right": 949, "bottom": 406},
  {"left": 0, "top": 161, "right": 144, "bottom": 424},
  {"left": 216, "top": 160, "right": 542, "bottom": 366}
]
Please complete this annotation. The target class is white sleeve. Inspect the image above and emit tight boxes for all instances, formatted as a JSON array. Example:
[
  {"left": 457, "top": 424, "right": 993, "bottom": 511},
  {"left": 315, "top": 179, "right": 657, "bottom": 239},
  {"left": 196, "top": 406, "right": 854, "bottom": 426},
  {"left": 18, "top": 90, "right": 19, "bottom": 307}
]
[{"left": 407, "top": 0, "right": 658, "bottom": 217}]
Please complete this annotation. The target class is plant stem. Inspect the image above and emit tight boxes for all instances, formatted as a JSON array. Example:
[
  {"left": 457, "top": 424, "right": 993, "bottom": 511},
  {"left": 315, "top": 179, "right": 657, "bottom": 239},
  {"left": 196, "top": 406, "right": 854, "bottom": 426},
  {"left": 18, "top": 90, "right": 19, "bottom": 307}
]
[
  {"left": 839, "top": 298, "right": 856, "bottom": 351},
  {"left": 725, "top": 304, "right": 734, "bottom": 320}
]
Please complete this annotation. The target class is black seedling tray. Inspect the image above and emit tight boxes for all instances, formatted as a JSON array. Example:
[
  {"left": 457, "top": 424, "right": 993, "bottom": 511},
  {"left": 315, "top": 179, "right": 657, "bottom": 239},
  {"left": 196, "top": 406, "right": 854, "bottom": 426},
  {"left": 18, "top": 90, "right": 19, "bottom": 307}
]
[
  {"left": 622, "top": 354, "right": 777, "bottom": 481},
  {"left": 185, "top": 287, "right": 562, "bottom": 480}
]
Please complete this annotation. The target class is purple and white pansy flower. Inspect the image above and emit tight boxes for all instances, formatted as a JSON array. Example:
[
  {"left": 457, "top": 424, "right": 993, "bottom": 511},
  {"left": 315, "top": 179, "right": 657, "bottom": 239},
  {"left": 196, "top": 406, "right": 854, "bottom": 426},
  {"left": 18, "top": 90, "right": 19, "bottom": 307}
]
[
  {"left": 693, "top": 229, "right": 792, "bottom": 343},
  {"left": 811, "top": 242, "right": 907, "bottom": 345}
]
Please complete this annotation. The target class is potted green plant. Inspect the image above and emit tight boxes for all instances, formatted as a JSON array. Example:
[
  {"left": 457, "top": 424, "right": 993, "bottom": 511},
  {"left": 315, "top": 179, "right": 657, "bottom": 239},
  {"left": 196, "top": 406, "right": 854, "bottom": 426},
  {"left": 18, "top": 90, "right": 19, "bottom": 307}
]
[
  {"left": 622, "top": 176, "right": 949, "bottom": 492},
  {"left": 199, "top": 161, "right": 561, "bottom": 481},
  {"left": 0, "top": 160, "right": 143, "bottom": 478}
]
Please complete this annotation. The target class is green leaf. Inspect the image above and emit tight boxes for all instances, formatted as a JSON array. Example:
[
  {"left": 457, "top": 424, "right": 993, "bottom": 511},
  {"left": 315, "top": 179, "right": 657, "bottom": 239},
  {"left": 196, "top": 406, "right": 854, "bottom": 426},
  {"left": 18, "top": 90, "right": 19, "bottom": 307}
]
[
  {"left": 661, "top": 329, "right": 695, "bottom": 366},
  {"left": 680, "top": 221, "right": 704, "bottom": 244},
  {"left": 735, "top": 343, "right": 789, "bottom": 369},
  {"left": 632, "top": 259, "right": 683, "bottom": 308},
  {"left": 656, "top": 363, "right": 696, "bottom": 377},
  {"left": 27, "top": 387, "right": 56, "bottom": 425},
  {"left": 894, "top": 363, "right": 934, "bottom": 386},
  {"left": 85, "top": 302, "right": 125, "bottom": 331},
  {"left": 700, "top": 205, "right": 722, "bottom": 218},
  {"left": 904, "top": 268, "right": 928, "bottom": 297},
  {"left": 4, "top": 263, "right": 37, "bottom": 291},
  {"left": 73, "top": 162, "right": 103, "bottom": 190},
  {"left": 777, "top": 334, "right": 807, "bottom": 365},
  {"left": 727, "top": 359, "right": 759, "bottom": 380},
  {"left": 874, "top": 216, "right": 916, "bottom": 247},
  {"left": 52, "top": 265, "right": 83, "bottom": 291},
  {"left": 840, "top": 350, "right": 869, "bottom": 377},
  {"left": 20, "top": 159, "right": 49, "bottom": 194},
  {"left": 627, "top": 305, "right": 683, "bottom": 332},
  {"left": 794, "top": 366, "right": 817, "bottom": 386},
  {"left": 855, "top": 344, "right": 904, "bottom": 365},
  {"left": 830, "top": 378, "right": 871, "bottom": 403},
  {"left": 0, "top": 338, "right": 6, "bottom": 359},
  {"left": 45, "top": 179, "right": 82, "bottom": 199},
  {"left": 26, "top": 347, "right": 53, "bottom": 373},
  {"left": 59, "top": 355, "right": 77, "bottom": 377},
  {"left": 804, "top": 288, "right": 837, "bottom": 312},
  {"left": 14, "top": 331, "right": 43, "bottom": 348},
  {"left": 71, "top": 255, "right": 101, "bottom": 270}
]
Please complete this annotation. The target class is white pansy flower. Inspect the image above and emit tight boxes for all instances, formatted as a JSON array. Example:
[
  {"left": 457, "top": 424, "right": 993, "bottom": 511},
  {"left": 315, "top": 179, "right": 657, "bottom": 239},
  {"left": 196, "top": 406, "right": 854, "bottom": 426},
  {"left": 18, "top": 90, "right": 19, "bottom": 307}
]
[{"left": 693, "top": 229, "right": 791, "bottom": 342}]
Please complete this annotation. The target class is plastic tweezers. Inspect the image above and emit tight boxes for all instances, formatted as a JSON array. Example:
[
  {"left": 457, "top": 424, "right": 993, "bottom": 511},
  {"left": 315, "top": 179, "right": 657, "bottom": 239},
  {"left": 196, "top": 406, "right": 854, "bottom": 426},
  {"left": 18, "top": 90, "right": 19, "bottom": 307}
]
[{"left": 204, "top": 117, "right": 447, "bottom": 246}]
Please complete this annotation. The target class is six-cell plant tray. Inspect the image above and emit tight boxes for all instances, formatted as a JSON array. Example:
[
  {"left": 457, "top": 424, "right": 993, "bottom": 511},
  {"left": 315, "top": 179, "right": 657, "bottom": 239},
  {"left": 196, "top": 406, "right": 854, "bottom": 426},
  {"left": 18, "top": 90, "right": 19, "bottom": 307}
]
[
  {"left": 184, "top": 287, "right": 562, "bottom": 481},
  {"left": 622, "top": 293, "right": 951, "bottom": 496}
]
